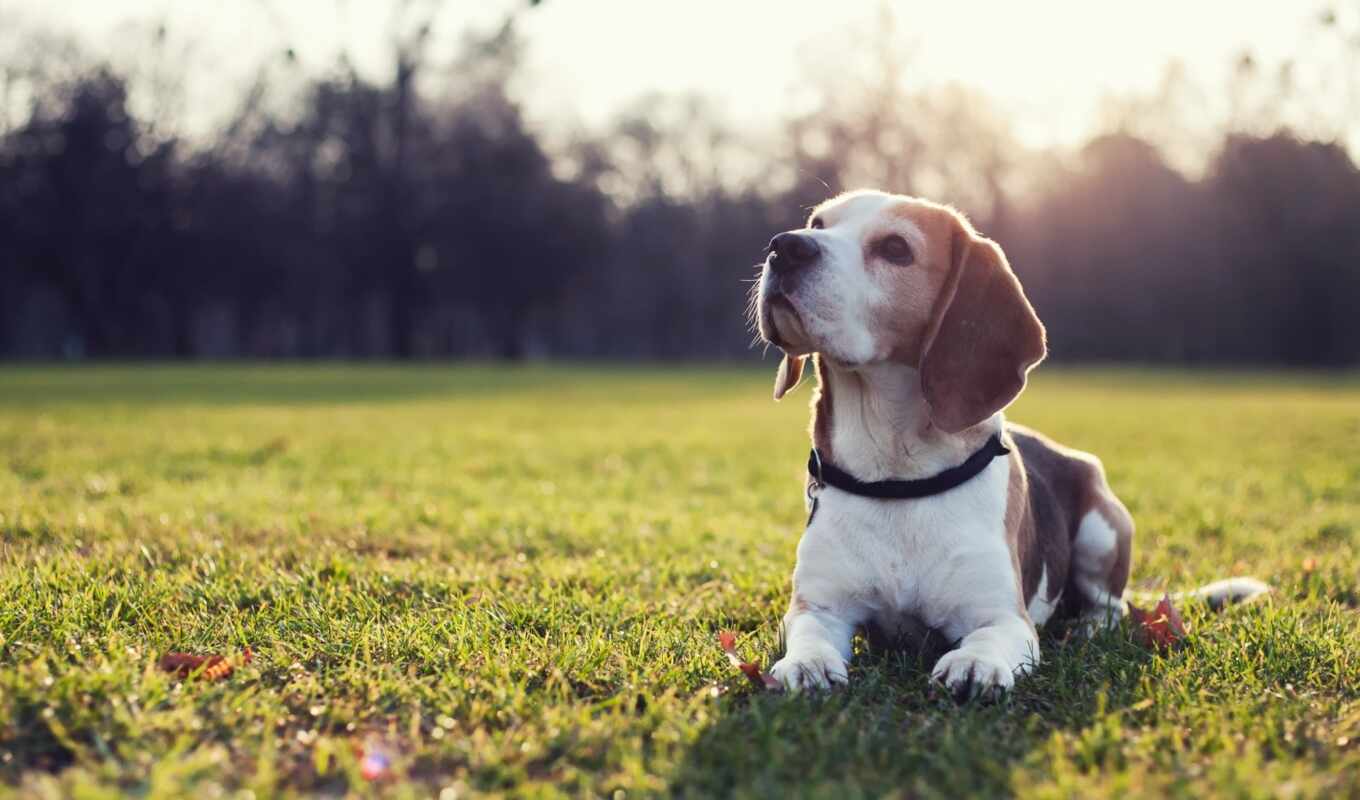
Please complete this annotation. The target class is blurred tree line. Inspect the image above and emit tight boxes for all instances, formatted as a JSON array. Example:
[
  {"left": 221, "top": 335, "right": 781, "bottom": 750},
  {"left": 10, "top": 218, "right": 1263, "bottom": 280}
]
[{"left": 2, "top": 7, "right": 1358, "bottom": 364}]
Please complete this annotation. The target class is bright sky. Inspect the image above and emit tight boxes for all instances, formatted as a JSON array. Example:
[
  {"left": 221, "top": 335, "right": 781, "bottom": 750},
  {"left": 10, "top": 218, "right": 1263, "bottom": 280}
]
[{"left": 2, "top": 0, "right": 1342, "bottom": 149}]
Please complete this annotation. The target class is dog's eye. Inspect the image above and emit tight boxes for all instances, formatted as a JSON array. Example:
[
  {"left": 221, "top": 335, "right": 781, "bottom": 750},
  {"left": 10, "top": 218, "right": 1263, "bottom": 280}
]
[
  {"left": 809, "top": 217, "right": 824, "bottom": 230},
  {"left": 877, "top": 234, "right": 914, "bottom": 265}
]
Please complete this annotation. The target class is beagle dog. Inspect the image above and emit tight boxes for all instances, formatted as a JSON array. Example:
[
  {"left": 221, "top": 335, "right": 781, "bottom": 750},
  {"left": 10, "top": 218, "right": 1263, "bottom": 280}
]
[{"left": 754, "top": 190, "right": 1264, "bottom": 698}]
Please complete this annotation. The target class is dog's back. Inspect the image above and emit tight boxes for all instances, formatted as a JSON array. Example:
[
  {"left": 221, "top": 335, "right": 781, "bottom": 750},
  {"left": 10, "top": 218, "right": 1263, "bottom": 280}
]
[{"left": 1007, "top": 423, "right": 1131, "bottom": 626}]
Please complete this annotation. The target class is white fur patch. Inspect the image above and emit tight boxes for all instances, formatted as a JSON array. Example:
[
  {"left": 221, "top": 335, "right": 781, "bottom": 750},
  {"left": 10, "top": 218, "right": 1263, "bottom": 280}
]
[
  {"left": 1074, "top": 509, "right": 1116, "bottom": 562},
  {"left": 758, "top": 191, "right": 929, "bottom": 366},
  {"left": 776, "top": 422, "right": 1040, "bottom": 694},
  {"left": 1071, "top": 509, "right": 1125, "bottom": 630},
  {"left": 1027, "top": 568, "right": 1061, "bottom": 627},
  {"left": 1072, "top": 511, "right": 1118, "bottom": 605}
]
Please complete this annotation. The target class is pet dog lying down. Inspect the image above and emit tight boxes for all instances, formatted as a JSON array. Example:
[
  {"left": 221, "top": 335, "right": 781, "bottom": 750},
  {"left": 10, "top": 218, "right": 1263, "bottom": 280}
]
[{"left": 753, "top": 190, "right": 1265, "bottom": 698}]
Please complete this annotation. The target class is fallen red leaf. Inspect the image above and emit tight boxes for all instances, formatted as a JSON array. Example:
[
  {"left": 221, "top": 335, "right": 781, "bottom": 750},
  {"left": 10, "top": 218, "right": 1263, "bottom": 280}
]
[
  {"left": 1128, "top": 594, "right": 1187, "bottom": 651},
  {"left": 717, "top": 631, "right": 781, "bottom": 691},
  {"left": 357, "top": 740, "right": 394, "bottom": 781},
  {"left": 158, "top": 647, "right": 253, "bottom": 680}
]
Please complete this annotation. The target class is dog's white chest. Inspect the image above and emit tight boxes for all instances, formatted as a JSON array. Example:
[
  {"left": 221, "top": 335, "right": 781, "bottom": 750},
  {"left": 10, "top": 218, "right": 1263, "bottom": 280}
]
[{"left": 793, "top": 458, "right": 1022, "bottom": 643}]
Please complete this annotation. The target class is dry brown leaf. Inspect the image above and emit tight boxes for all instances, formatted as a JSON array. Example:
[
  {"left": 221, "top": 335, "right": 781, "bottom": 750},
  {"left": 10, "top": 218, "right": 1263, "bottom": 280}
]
[
  {"left": 717, "top": 631, "right": 781, "bottom": 691},
  {"left": 158, "top": 647, "right": 254, "bottom": 680},
  {"left": 1128, "top": 594, "right": 1187, "bottom": 651}
]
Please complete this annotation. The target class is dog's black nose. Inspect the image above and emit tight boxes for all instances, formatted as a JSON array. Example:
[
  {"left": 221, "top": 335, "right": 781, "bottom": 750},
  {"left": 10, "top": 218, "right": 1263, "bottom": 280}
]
[{"left": 768, "top": 231, "right": 820, "bottom": 273}]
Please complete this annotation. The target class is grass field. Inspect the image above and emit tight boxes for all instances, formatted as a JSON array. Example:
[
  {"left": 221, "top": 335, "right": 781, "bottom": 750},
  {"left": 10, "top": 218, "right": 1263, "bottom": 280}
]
[{"left": 1, "top": 364, "right": 1358, "bottom": 798}]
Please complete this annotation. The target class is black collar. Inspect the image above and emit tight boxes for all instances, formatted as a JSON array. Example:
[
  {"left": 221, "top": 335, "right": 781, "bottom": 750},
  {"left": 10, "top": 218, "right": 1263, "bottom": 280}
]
[{"left": 808, "top": 434, "right": 1010, "bottom": 500}]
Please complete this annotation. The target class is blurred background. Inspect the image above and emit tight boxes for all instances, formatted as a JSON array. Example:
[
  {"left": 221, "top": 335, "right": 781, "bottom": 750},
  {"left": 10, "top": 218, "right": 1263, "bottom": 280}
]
[{"left": 1, "top": 0, "right": 1358, "bottom": 365}]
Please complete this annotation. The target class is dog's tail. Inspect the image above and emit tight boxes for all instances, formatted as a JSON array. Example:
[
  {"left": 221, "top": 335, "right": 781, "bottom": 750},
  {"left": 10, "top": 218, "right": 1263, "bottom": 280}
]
[{"left": 1127, "top": 577, "right": 1270, "bottom": 611}]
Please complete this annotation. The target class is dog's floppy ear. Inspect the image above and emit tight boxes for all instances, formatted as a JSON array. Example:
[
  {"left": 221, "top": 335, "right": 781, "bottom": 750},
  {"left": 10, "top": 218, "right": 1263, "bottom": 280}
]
[
  {"left": 772, "top": 353, "right": 806, "bottom": 400},
  {"left": 919, "top": 218, "right": 1046, "bottom": 433}
]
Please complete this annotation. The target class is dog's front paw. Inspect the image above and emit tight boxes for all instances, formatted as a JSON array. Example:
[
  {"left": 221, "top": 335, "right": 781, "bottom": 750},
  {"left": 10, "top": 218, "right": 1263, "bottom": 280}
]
[
  {"left": 769, "top": 643, "right": 848, "bottom": 692},
  {"left": 931, "top": 648, "right": 1016, "bottom": 702}
]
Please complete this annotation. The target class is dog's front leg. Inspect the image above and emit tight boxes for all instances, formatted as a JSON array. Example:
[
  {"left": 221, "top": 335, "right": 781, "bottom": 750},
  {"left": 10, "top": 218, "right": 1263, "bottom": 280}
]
[
  {"left": 769, "top": 604, "right": 855, "bottom": 692},
  {"left": 931, "top": 613, "right": 1039, "bottom": 701}
]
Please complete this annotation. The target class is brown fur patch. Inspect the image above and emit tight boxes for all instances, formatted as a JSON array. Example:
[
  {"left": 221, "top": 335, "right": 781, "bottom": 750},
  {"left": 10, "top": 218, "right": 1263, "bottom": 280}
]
[
  {"left": 1004, "top": 423, "right": 1135, "bottom": 621},
  {"left": 870, "top": 201, "right": 959, "bottom": 365},
  {"left": 810, "top": 354, "right": 834, "bottom": 460},
  {"left": 919, "top": 220, "right": 1047, "bottom": 433},
  {"left": 773, "top": 353, "right": 806, "bottom": 400},
  {"left": 1007, "top": 428, "right": 1078, "bottom": 610},
  {"left": 1004, "top": 445, "right": 1039, "bottom": 608}
]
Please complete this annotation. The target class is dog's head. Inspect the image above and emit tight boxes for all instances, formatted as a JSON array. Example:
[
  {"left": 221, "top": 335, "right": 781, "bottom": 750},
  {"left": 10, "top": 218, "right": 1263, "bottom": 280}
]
[{"left": 755, "top": 190, "right": 1046, "bottom": 432}]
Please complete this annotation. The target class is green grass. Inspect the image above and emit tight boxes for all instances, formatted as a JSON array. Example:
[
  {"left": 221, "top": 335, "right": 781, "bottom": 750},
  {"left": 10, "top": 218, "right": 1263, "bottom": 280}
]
[{"left": 1, "top": 364, "right": 1358, "bottom": 798}]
